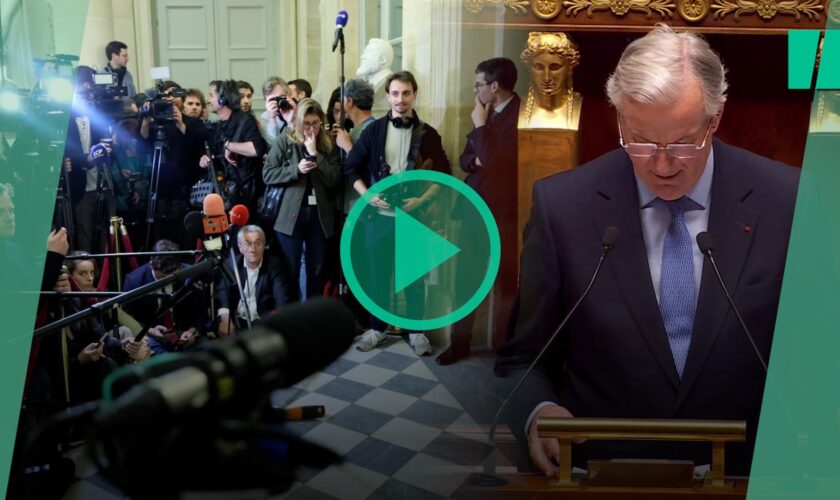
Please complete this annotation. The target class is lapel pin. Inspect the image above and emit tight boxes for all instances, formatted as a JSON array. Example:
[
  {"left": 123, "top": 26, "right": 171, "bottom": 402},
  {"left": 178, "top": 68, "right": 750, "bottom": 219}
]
[{"left": 744, "top": 225, "right": 752, "bottom": 233}]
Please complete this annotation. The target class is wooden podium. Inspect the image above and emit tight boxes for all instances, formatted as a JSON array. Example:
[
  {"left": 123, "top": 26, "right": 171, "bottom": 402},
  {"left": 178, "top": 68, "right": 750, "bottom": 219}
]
[
  {"left": 457, "top": 473, "right": 748, "bottom": 499},
  {"left": 457, "top": 418, "right": 749, "bottom": 499}
]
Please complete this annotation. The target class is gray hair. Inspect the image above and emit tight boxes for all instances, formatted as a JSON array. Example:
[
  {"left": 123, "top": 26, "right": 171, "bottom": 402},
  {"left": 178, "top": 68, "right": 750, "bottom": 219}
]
[
  {"left": 343, "top": 79, "right": 374, "bottom": 111},
  {"left": 606, "top": 24, "right": 728, "bottom": 118},
  {"left": 262, "top": 76, "right": 291, "bottom": 98},
  {"left": 237, "top": 225, "right": 265, "bottom": 245}
]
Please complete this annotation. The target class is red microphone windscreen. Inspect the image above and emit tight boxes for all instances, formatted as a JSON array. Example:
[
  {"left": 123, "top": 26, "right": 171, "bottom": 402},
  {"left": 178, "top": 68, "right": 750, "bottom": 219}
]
[
  {"left": 202, "top": 193, "right": 225, "bottom": 216},
  {"left": 229, "top": 204, "right": 250, "bottom": 226}
]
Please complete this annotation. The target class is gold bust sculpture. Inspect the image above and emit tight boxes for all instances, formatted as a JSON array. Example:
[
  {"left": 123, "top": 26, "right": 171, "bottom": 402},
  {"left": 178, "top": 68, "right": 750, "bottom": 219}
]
[{"left": 518, "top": 32, "right": 583, "bottom": 130}]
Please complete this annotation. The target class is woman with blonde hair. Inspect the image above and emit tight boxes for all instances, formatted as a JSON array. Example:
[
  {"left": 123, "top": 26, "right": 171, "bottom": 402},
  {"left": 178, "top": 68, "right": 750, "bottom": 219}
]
[{"left": 263, "top": 98, "right": 341, "bottom": 300}]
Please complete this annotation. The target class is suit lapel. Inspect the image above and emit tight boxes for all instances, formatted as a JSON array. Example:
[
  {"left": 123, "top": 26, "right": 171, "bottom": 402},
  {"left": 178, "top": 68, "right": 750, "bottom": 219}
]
[
  {"left": 592, "top": 154, "right": 680, "bottom": 389},
  {"left": 676, "top": 140, "right": 758, "bottom": 407}
]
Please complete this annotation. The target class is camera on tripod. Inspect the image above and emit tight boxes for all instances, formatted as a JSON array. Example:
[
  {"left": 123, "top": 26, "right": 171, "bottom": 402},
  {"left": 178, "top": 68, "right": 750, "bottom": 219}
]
[{"left": 91, "top": 71, "right": 128, "bottom": 118}]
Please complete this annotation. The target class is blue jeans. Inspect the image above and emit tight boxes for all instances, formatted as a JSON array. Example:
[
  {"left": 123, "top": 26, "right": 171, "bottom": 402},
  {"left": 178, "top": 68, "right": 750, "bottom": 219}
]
[{"left": 276, "top": 205, "right": 327, "bottom": 301}]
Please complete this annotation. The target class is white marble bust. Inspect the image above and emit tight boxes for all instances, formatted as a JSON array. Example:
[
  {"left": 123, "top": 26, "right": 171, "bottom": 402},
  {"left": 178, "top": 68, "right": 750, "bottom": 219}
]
[{"left": 356, "top": 38, "right": 394, "bottom": 95}]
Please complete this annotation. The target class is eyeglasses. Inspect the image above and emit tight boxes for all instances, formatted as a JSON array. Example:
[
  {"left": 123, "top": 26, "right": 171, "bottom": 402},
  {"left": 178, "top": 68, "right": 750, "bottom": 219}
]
[
  {"left": 240, "top": 240, "right": 265, "bottom": 249},
  {"left": 617, "top": 116, "right": 714, "bottom": 159},
  {"left": 303, "top": 120, "right": 322, "bottom": 129},
  {"left": 474, "top": 82, "right": 489, "bottom": 89}
]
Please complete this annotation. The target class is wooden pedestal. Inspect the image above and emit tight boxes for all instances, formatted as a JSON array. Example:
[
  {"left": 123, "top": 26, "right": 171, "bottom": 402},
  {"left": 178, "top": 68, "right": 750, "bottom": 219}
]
[{"left": 517, "top": 128, "right": 580, "bottom": 256}]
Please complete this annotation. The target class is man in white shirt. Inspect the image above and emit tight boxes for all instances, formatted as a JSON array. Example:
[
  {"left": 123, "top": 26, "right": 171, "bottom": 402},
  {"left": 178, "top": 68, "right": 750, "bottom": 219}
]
[{"left": 216, "top": 225, "right": 296, "bottom": 336}]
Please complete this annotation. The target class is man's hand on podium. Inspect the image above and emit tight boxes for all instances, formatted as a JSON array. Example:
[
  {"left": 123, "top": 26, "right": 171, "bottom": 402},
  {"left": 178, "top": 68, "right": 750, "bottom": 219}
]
[{"left": 528, "top": 405, "right": 584, "bottom": 477}]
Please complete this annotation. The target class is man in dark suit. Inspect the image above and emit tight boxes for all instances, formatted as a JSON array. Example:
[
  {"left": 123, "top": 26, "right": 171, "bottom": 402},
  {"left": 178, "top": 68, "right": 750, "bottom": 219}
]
[
  {"left": 123, "top": 239, "right": 209, "bottom": 354},
  {"left": 496, "top": 25, "right": 799, "bottom": 476},
  {"left": 437, "top": 58, "right": 520, "bottom": 365},
  {"left": 215, "top": 225, "right": 296, "bottom": 336}
]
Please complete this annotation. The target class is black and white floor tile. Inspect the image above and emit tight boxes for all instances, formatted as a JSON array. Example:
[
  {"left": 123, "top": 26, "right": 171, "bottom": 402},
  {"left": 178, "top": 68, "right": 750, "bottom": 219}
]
[{"left": 62, "top": 336, "right": 520, "bottom": 499}]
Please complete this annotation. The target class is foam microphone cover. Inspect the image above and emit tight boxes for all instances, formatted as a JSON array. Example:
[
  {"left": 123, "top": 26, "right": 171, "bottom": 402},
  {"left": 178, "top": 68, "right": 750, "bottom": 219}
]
[
  {"left": 202, "top": 193, "right": 229, "bottom": 234},
  {"left": 183, "top": 211, "right": 204, "bottom": 241},
  {"left": 229, "top": 204, "right": 250, "bottom": 226}
]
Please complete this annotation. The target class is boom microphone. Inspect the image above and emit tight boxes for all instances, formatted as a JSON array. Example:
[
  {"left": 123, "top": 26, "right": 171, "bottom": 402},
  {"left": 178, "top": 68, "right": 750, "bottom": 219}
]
[{"left": 96, "top": 298, "right": 358, "bottom": 430}]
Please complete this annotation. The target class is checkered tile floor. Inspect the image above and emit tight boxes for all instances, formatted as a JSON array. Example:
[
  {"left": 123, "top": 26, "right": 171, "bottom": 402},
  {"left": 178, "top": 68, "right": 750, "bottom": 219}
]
[{"left": 62, "top": 336, "right": 517, "bottom": 499}]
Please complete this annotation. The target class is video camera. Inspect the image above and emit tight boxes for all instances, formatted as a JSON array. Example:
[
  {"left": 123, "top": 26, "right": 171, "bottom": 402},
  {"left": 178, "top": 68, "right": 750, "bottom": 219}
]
[
  {"left": 142, "top": 86, "right": 187, "bottom": 123},
  {"left": 89, "top": 71, "right": 128, "bottom": 118}
]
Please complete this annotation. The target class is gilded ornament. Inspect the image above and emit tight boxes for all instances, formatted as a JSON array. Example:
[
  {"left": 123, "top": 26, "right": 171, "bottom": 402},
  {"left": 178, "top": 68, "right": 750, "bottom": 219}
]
[
  {"left": 563, "top": 0, "right": 675, "bottom": 19},
  {"left": 463, "top": 0, "right": 532, "bottom": 14},
  {"left": 532, "top": 0, "right": 563, "bottom": 18},
  {"left": 611, "top": 0, "right": 633, "bottom": 14},
  {"left": 678, "top": 0, "right": 710, "bottom": 21},
  {"left": 711, "top": 0, "right": 823, "bottom": 21},
  {"left": 464, "top": 0, "right": 486, "bottom": 12},
  {"left": 756, "top": 0, "right": 778, "bottom": 18}
]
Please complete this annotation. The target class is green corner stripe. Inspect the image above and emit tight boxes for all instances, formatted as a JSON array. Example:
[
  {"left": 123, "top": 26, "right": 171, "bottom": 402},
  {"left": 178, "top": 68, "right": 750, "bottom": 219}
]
[
  {"left": 815, "top": 29, "right": 840, "bottom": 90},
  {"left": 749, "top": 9, "right": 840, "bottom": 497},
  {"left": 0, "top": 1, "right": 89, "bottom": 496},
  {"left": 788, "top": 30, "right": 820, "bottom": 90}
]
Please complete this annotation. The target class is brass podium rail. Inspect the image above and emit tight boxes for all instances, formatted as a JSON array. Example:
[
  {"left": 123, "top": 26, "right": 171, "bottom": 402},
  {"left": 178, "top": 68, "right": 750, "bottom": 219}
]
[{"left": 537, "top": 418, "right": 746, "bottom": 488}]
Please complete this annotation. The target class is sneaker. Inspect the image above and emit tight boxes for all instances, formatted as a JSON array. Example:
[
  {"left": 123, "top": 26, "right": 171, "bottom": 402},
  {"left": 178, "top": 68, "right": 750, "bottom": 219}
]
[
  {"left": 409, "top": 333, "right": 433, "bottom": 356},
  {"left": 357, "top": 329, "right": 388, "bottom": 352}
]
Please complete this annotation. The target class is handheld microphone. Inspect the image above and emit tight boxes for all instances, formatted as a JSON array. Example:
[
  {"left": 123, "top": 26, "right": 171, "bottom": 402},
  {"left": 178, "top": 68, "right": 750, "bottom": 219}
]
[
  {"left": 472, "top": 226, "right": 619, "bottom": 487},
  {"left": 228, "top": 204, "right": 249, "bottom": 228},
  {"left": 95, "top": 299, "right": 358, "bottom": 430},
  {"left": 89, "top": 142, "right": 110, "bottom": 166},
  {"left": 332, "top": 10, "right": 349, "bottom": 52}
]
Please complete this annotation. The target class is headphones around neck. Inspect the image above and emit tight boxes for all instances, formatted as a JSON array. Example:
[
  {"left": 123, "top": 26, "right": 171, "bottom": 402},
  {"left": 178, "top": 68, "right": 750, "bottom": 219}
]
[{"left": 387, "top": 111, "right": 417, "bottom": 129}]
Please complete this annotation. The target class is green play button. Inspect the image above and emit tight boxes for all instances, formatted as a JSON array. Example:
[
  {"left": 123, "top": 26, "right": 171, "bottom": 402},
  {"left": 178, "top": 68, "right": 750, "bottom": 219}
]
[
  {"left": 340, "top": 170, "right": 500, "bottom": 331},
  {"left": 394, "top": 207, "right": 461, "bottom": 293}
]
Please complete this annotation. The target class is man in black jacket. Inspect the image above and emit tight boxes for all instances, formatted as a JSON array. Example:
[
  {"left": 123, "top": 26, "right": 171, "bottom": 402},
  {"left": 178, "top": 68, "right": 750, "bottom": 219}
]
[
  {"left": 215, "top": 225, "right": 296, "bottom": 336},
  {"left": 199, "top": 79, "right": 267, "bottom": 216},
  {"left": 123, "top": 239, "right": 209, "bottom": 354},
  {"left": 343, "top": 71, "right": 451, "bottom": 355}
]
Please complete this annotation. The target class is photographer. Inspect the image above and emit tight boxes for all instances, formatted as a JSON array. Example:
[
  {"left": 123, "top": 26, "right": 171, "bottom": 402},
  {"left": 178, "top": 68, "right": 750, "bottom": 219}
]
[
  {"left": 259, "top": 76, "right": 296, "bottom": 141},
  {"left": 262, "top": 98, "right": 340, "bottom": 301},
  {"left": 199, "top": 79, "right": 267, "bottom": 214},
  {"left": 139, "top": 81, "right": 206, "bottom": 246}
]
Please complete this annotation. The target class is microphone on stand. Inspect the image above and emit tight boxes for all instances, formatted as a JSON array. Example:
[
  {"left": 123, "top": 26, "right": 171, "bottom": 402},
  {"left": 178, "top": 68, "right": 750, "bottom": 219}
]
[
  {"left": 695, "top": 232, "right": 769, "bottom": 372},
  {"left": 331, "top": 10, "right": 349, "bottom": 53},
  {"left": 696, "top": 231, "right": 802, "bottom": 460},
  {"left": 471, "top": 226, "right": 619, "bottom": 487}
]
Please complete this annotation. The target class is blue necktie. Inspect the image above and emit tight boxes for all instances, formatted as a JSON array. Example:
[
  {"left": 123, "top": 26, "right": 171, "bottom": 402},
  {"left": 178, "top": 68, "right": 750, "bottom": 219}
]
[{"left": 659, "top": 198, "right": 696, "bottom": 378}]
